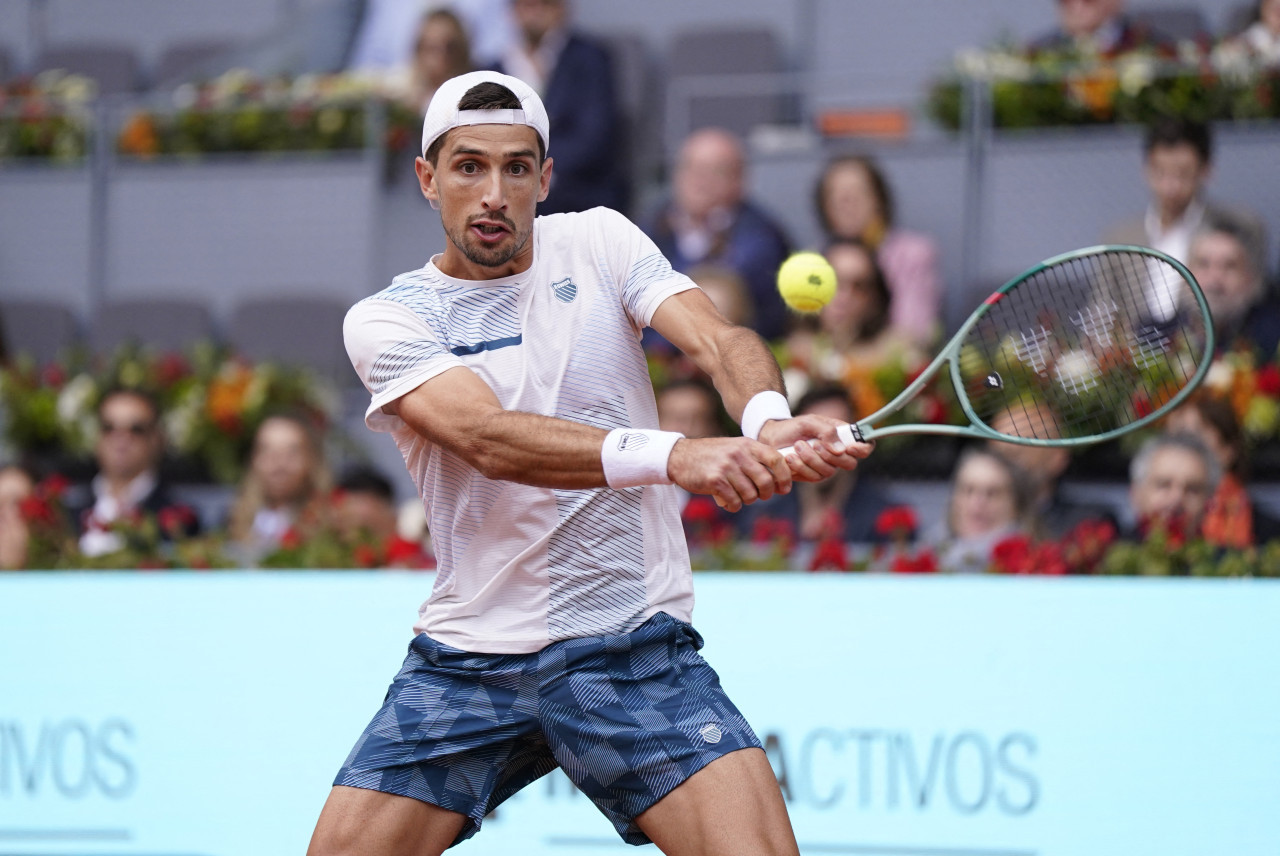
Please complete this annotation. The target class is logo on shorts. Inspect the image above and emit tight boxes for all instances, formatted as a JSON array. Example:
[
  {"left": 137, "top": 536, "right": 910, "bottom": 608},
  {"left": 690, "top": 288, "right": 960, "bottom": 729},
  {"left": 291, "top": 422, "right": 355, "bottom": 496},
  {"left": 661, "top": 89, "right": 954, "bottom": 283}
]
[
  {"left": 698, "top": 722, "right": 723, "bottom": 744},
  {"left": 551, "top": 277, "right": 577, "bottom": 303},
  {"left": 617, "top": 432, "right": 649, "bottom": 451}
]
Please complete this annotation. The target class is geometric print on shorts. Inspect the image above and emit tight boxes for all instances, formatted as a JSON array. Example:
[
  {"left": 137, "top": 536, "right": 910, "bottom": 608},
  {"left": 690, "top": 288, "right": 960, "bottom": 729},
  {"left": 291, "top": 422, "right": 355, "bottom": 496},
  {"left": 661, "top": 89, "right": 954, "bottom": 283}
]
[{"left": 334, "top": 612, "right": 761, "bottom": 846}]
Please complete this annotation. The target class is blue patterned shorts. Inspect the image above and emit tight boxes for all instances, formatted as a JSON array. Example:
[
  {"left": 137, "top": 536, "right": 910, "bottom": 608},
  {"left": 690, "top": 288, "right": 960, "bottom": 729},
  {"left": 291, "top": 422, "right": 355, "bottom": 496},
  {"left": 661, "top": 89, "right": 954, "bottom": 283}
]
[{"left": 333, "top": 611, "right": 761, "bottom": 846}]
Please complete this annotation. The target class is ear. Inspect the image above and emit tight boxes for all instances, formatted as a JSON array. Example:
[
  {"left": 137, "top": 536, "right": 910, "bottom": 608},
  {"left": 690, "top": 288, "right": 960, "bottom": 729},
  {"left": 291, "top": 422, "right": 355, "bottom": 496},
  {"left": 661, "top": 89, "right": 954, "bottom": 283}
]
[
  {"left": 416, "top": 156, "right": 441, "bottom": 209},
  {"left": 538, "top": 156, "right": 554, "bottom": 203}
]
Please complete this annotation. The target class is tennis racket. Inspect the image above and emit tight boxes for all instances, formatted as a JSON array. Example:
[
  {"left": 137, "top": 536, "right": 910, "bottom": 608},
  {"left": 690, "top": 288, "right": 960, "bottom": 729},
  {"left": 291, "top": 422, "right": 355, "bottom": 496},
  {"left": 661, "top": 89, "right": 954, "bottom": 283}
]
[{"left": 783, "top": 245, "right": 1214, "bottom": 456}]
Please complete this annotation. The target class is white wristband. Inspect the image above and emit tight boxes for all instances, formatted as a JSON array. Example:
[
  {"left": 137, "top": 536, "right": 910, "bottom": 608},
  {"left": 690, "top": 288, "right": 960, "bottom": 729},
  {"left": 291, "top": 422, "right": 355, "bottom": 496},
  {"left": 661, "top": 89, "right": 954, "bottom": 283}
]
[
  {"left": 740, "top": 390, "right": 791, "bottom": 441},
  {"left": 601, "top": 428, "right": 683, "bottom": 489}
]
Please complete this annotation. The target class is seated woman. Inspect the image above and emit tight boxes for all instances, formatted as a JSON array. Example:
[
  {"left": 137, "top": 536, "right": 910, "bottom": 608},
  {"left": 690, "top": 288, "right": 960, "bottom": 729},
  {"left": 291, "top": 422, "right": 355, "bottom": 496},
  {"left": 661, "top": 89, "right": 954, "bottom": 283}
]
[
  {"left": 927, "top": 447, "right": 1033, "bottom": 573},
  {"left": 1165, "top": 392, "right": 1280, "bottom": 547},
  {"left": 814, "top": 154, "right": 942, "bottom": 348},
  {"left": 227, "top": 414, "right": 332, "bottom": 566},
  {"left": 784, "top": 239, "right": 923, "bottom": 403}
]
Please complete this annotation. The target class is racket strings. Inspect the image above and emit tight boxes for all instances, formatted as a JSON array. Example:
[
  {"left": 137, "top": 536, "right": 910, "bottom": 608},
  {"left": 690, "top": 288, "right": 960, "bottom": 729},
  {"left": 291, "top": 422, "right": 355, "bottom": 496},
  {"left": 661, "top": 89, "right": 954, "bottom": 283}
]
[{"left": 958, "top": 250, "right": 1208, "bottom": 442}]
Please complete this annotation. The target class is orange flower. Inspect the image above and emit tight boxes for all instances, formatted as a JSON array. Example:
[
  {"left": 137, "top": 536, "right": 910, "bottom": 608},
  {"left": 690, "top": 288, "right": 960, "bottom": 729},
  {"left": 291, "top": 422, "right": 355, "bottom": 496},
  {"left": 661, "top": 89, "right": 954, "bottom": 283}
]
[
  {"left": 118, "top": 112, "right": 159, "bottom": 158},
  {"left": 206, "top": 363, "right": 253, "bottom": 434},
  {"left": 1067, "top": 68, "right": 1118, "bottom": 117}
]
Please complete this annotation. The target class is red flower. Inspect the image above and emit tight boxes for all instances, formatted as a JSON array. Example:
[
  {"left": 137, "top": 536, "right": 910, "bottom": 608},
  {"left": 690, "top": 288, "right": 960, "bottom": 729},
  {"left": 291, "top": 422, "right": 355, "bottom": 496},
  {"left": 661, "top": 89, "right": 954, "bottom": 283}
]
[
  {"left": 890, "top": 549, "right": 938, "bottom": 573},
  {"left": 1029, "top": 541, "right": 1068, "bottom": 576},
  {"left": 682, "top": 497, "right": 719, "bottom": 527},
  {"left": 19, "top": 495, "right": 56, "bottom": 526},
  {"left": 873, "top": 506, "right": 918, "bottom": 539},
  {"left": 1257, "top": 364, "right": 1280, "bottom": 397},
  {"left": 352, "top": 543, "right": 380, "bottom": 569},
  {"left": 751, "top": 517, "right": 796, "bottom": 554},
  {"left": 38, "top": 474, "right": 69, "bottom": 500},
  {"left": 991, "top": 534, "right": 1033, "bottom": 574},
  {"left": 385, "top": 536, "right": 431, "bottom": 569},
  {"left": 279, "top": 527, "right": 303, "bottom": 550},
  {"left": 40, "top": 363, "right": 66, "bottom": 387},
  {"left": 808, "top": 537, "right": 848, "bottom": 572},
  {"left": 157, "top": 505, "right": 196, "bottom": 537},
  {"left": 1133, "top": 394, "right": 1153, "bottom": 419}
]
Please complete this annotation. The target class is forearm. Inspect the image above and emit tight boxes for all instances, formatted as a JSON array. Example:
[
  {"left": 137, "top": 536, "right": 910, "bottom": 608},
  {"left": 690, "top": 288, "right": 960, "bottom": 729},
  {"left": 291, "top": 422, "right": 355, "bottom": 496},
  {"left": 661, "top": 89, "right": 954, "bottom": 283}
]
[
  {"left": 703, "top": 324, "right": 786, "bottom": 423},
  {"left": 458, "top": 409, "right": 609, "bottom": 489}
]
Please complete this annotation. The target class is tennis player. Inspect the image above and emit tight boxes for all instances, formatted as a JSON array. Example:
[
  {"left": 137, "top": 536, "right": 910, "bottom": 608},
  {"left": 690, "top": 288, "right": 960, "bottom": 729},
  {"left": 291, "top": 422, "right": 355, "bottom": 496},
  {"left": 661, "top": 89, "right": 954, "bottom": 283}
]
[{"left": 307, "top": 70, "right": 871, "bottom": 856}]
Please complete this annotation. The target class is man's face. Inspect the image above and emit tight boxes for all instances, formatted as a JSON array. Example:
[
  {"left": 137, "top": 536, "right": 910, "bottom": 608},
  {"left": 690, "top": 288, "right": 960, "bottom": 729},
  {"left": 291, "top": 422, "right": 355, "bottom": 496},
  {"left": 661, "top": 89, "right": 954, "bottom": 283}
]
[
  {"left": 1130, "top": 445, "right": 1212, "bottom": 533},
  {"left": 511, "top": 0, "right": 566, "bottom": 43},
  {"left": 1189, "top": 230, "right": 1260, "bottom": 327},
  {"left": 673, "top": 131, "right": 744, "bottom": 222},
  {"left": 96, "top": 393, "right": 162, "bottom": 482},
  {"left": 1056, "top": 0, "right": 1123, "bottom": 38},
  {"left": 657, "top": 386, "right": 720, "bottom": 440},
  {"left": 418, "top": 124, "right": 551, "bottom": 279},
  {"left": 1144, "top": 143, "right": 1208, "bottom": 221}
]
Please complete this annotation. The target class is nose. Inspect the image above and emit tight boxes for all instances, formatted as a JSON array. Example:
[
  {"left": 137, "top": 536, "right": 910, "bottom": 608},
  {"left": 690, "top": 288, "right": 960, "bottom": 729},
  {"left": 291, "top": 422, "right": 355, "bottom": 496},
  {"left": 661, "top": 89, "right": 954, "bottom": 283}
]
[{"left": 481, "top": 170, "right": 507, "bottom": 212}]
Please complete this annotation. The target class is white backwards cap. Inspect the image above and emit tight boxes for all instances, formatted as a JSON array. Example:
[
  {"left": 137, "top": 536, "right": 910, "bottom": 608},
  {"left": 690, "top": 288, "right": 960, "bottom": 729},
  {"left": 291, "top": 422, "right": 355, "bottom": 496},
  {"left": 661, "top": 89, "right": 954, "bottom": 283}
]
[{"left": 421, "top": 70, "right": 551, "bottom": 158}]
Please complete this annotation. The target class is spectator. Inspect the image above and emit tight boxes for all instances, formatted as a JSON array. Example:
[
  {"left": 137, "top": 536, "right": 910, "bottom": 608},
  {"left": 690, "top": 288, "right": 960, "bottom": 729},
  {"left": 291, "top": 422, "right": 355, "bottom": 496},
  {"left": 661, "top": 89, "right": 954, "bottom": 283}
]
[
  {"left": 928, "top": 446, "right": 1033, "bottom": 573},
  {"left": 656, "top": 378, "right": 724, "bottom": 441},
  {"left": 1165, "top": 393, "right": 1280, "bottom": 547},
  {"left": 814, "top": 155, "right": 941, "bottom": 347},
  {"left": 1187, "top": 211, "right": 1280, "bottom": 359},
  {"left": 735, "top": 384, "right": 899, "bottom": 545},
  {"left": 789, "top": 239, "right": 924, "bottom": 388},
  {"left": 985, "top": 402, "right": 1118, "bottom": 540},
  {"left": 1126, "top": 432, "right": 1219, "bottom": 541},
  {"left": 385, "top": 8, "right": 474, "bottom": 113},
  {"left": 689, "top": 265, "right": 755, "bottom": 330},
  {"left": 334, "top": 466, "right": 431, "bottom": 568},
  {"left": 643, "top": 128, "right": 792, "bottom": 341},
  {"left": 1219, "top": 0, "right": 1280, "bottom": 66},
  {"left": 496, "top": 0, "right": 627, "bottom": 213},
  {"left": 1105, "top": 118, "right": 1265, "bottom": 268},
  {"left": 348, "top": 0, "right": 515, "bottom": 72},
  {"left": 66, "top": 388, "right": 199, "bottom": 558},
  {"left": 227, "top": 414, "right": 332, "bottom": 565},
  {"left": 1027, "top": 0, "right": 1175, "bottom": 55},
  {"left": 0, "top": 463, "right": 35, "bottom": 570}
]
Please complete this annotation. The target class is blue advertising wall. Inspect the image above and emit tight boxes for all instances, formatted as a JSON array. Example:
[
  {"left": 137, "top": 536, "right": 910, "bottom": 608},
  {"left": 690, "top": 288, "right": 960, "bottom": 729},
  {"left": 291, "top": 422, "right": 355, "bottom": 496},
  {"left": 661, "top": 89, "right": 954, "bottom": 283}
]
[{"left": 2, "top": 573, "right": 1278, "bottom": 856}]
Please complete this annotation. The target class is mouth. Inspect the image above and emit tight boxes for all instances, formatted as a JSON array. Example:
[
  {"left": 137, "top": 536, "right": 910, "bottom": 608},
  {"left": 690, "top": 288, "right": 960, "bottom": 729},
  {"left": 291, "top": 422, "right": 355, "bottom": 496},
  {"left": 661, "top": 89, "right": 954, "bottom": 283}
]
[{"left": 469, "top": 219, "right": 512, "bottom": 244}]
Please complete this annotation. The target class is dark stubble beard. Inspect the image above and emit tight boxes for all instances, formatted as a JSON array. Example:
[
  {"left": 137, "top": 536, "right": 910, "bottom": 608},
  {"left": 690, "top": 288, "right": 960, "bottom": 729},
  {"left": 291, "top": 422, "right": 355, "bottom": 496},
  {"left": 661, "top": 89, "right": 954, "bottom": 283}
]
[{"left": 445, "top": 214, "right": 531, "bottom": 270}]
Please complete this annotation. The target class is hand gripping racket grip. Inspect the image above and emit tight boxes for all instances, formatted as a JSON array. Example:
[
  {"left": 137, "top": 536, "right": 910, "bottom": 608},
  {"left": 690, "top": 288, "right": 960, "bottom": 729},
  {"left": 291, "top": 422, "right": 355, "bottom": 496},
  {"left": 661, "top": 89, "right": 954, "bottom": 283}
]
[{"left": 778, "top": 423, "right": 862, "bottom": 462}]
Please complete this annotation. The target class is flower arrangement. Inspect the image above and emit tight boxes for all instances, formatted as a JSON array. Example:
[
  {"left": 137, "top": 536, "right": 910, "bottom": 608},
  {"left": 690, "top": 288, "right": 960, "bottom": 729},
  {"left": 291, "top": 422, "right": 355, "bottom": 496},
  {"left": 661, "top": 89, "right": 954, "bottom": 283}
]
[
  {"left": 928, "top": 38, "right": 1280, "bottom": 130},
  {"left": 1202, "top": 346, "right": 1280, "bottom": 447},
  {"left": 116, "top": 69, "right": 422, "bottom": 159},
  {"left": 0, "top": 342, "right": 339, "bottom": 483},
  {"left": 0, "top": 70, "right": 95, "bottom": 162}
]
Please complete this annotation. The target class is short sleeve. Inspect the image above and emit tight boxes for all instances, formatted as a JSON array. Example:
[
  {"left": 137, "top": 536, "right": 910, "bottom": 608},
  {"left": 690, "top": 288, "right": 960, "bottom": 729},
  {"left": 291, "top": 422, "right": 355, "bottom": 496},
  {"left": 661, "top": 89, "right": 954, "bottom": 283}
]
[
  {"left": 595, "top": 207, "right": 698, "bottom": 328},
  {"left": 344, "top": 298, "right": 463, "bottom": 432}
]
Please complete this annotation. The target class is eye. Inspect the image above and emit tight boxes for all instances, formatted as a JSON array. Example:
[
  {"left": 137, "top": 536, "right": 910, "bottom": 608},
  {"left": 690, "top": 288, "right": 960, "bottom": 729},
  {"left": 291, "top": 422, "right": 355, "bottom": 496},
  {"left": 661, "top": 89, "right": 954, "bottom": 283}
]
[
  {"left": 509, "top": 163, "right": 528, "bottom": 176},
  {"left": 459, "top": 162, "right": 479, "bottom": 175}
]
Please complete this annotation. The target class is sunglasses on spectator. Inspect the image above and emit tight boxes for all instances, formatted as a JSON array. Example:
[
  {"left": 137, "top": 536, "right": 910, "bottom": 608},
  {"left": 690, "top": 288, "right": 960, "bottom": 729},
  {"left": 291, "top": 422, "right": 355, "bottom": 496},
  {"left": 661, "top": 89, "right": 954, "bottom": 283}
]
[{"left": 100, "top": 420, "right": 154, "bottom": 437}]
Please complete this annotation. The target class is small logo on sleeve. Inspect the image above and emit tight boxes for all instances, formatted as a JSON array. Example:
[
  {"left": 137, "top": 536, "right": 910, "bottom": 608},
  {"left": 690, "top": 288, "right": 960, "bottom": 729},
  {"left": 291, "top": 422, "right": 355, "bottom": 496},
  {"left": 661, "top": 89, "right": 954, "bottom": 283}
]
[
  {"left": 698, "top": 722, "right": 723, "bottom": 744},
  {"left": 551, "top": 277, "right": 577, "bottom": 303}
]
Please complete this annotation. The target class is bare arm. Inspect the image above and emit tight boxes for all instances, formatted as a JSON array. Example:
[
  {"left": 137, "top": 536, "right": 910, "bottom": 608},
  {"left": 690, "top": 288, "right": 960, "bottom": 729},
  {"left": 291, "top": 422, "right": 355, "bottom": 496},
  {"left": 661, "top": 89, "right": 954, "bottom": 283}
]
[
  {"left": 389, "top": 365, "right": 608, "bottom": 489},
  {"left": 385, "top": 362, "right": 792, "bottom": 510}
]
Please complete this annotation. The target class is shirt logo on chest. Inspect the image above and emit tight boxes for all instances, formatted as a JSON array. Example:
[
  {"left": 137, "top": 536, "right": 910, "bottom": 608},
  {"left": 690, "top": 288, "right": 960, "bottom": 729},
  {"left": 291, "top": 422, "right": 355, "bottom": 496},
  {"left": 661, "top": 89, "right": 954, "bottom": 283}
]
[{"left": 551, "top": 277, "right": 577, "bottom": 303}]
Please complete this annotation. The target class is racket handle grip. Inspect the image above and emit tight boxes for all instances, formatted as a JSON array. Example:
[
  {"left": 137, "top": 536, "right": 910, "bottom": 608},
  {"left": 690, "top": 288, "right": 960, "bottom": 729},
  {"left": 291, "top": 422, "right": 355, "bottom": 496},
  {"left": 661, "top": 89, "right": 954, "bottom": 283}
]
[{"left": 777, "top": 423, "right": 861, "bottom": 461}]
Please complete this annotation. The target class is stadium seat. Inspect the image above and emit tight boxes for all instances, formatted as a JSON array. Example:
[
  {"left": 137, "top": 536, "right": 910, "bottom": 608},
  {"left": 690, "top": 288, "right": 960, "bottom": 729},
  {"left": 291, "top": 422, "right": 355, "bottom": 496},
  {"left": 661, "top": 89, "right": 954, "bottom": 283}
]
[
  {"left": 227, "top": 296, "right": 355, "bottom": 383},
  {"left": 90, "top": 298, "right": 215, "bottom": 355},
  {"left": 32, "top": 43, "right": 142, "bottom": 94},
  {"left": 665, "top": 25, "right": 786, "bottom": 145},
  {"left": 152, "top": 39, "right": 233, "bottom": 88},
  {"left": 0, "top": 299, "right": 81, "bottom": 366}
]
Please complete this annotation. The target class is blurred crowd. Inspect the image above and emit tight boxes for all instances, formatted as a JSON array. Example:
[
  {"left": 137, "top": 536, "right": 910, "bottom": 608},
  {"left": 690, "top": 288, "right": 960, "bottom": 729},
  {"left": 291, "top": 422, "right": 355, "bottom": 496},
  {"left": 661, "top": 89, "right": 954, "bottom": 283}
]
[{"left": 3, "top": 0, "right": 1280, "bottom": 573}]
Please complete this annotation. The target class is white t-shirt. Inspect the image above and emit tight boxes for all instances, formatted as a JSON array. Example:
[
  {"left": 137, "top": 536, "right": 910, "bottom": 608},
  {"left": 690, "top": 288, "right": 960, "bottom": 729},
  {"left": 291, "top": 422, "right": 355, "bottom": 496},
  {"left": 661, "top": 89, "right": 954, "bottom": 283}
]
[{"left": 345, "top": 207, "right": 699, "bottom": 653}]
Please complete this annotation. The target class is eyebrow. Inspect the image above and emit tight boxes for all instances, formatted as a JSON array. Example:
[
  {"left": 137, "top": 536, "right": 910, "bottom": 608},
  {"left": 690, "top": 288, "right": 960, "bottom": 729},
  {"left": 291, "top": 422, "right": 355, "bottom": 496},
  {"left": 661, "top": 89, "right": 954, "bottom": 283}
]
[{"left": 451, "top": 147, "right": 538, "bottom": 161}]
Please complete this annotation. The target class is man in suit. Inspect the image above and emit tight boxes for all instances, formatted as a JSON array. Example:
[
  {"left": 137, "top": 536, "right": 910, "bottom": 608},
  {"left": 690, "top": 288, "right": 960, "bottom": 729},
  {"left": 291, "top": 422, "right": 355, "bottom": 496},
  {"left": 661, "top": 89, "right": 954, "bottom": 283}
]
[
  {"left": 641, "top": 128, "right": 792, "bottom": 341},
  {"left": 1028, "top": 0, "right": 1174, "bottom": 55},
  {"left": 496, "top": 0, "right": 627, "bottom": 214},
  {"left": 66, "top": 388, "right": 198, "bottom": 556},
  {"left": 1105, "top": 118, "right": 1264, "bottom": 267}
]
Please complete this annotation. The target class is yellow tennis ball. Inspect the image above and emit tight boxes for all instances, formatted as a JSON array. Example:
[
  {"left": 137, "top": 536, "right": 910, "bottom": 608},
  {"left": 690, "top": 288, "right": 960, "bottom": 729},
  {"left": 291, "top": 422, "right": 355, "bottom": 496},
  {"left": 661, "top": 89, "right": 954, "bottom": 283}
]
[{"left": 777, "top": 252, "right": 837, "bottom": 314}]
